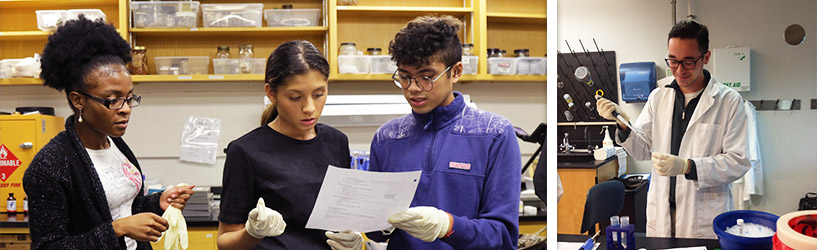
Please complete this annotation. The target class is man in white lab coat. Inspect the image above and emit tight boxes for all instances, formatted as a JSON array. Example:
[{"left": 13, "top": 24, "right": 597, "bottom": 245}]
[{"left": 596, "top": 20, "right": 750, "bottom": 239}]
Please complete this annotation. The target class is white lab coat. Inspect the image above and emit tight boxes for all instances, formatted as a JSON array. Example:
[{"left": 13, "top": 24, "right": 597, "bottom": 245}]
[
  {"left": 617, "top": 75, "right": 751, "bottom": 239},
  {"left": 733, "top": 101, "right": 764, "bottom": 210}
]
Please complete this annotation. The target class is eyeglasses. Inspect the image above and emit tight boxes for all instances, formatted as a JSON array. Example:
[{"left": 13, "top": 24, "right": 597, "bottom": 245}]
[
  {"left": 77, "top": 91, "right": 141, "bottom": 110},
  {"left": 392, "top": 65, "right": 452, "bottom": 92},
  {"left": 665, "top": 53, "right": 705, "bottom": 70}
]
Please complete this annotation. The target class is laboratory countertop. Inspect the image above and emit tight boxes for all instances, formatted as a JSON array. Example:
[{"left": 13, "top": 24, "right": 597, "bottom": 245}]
[
  {"left": 558, "top": 233, "right": 721, "bottom": 250},
  {"left": 557, "top": 155, "right": 617, "bottom": 169},
  {"left": 1, "top": 212, "right": 546, "bottom": 228}
]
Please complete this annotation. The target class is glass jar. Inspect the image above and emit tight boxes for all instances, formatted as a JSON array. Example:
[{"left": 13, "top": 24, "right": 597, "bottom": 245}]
[
  {"left": 462, "top": 43, "right": 474, "bottom": 56},
  {"left": 282, "top": 4, "right": 293, "bottom": 9},
  {"left": 487, "top": 48, "right": 500, "bottom": 58},
  {"left": 239, "top": 44, "right": 254, "bottom": 74},
  {"left": 514, "top": 49, "right": 530, "bottom": 57},
  {"left": 339, "top": 42, "right": 357, "bottom": 56},
  {"left": 128, "top": 46, "right": 148, "bottom": 75},
  {"left": 498, "top": 50, "right": 507, "bottom": 57},
  {"left": 367, "top": 48, "right": 382, "bottom": 55},
  {"left": 217, "top": 46, "right": 230, "bottom": 59}
]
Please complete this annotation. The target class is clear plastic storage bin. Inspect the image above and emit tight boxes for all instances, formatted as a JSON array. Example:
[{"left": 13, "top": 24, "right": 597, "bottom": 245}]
[
  {"left": 154, "top": 56, "right": 209, "bottom": 75},
  {"left": 66, "top": 9, "right": 106, "bottom": 22},
  {"left": 213, "top": 58, "right": 265, "bottom": 74},
  {"left": 518, "top": 57, "right": 546, "bottom": 75},
  {"left": 202, "top": 4, "right": 264, "bottom": 27},
  {"left": 488, "top": 58, "right": 518, "bottom": 75},
  {"left": 369, "top": 55, "right": 397, "bottom": 74},
  {"left": 131, "top": 1, "right": 201, "bottom": 28},
  {"left": 462, "top": 56, "right": 478, "bottom": 75},
  {"left": 0, "top": 58, "right": 41, "bottom": 78},
  {"left": 36, "top": 10, "right": 67, "bottom": 31},
  {"left": 264, "top": 9, "right": 321, "bottom": 27},
  {"left": 338, "top": 55, "right": 370, "bottom": 74}
]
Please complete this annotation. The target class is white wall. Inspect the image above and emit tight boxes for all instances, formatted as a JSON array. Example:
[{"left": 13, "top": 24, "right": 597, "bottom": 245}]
[
  {"left": 0, "top": 80, "right": 545, "bottom": 186},
  {"left": 558, "top": 0, "right": 817, "bottom": 215}
]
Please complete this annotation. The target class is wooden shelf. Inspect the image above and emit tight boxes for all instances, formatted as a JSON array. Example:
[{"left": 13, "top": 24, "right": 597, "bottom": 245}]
[
  {"left": 336, "top": 6, "right": 473, "bottom": 15},
  {"left": 487, "top": 12, "right": 547, "bottom": 23},
  {"left": 478, "top": 75, "right": 546, "bottom": 82},
  {"left": 328, "top": 74, "right": 544, "bottom": 82},
  {"left": 129, "top": 27, "right": 328, "bottom": 37},
  {"left": 0, "top": 0, "right": 117, "bottom": 8},
  {"left": 0, "top": 78, "right": 42, "bottom": 86},
  {"left": 131, "top": 74, "right": 264, "bottom": 83},
  {"left": 0, "top": 31, "right": 50, "bottom": 41}
]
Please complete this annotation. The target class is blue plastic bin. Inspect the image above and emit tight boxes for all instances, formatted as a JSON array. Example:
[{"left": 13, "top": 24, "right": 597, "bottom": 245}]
[{"left": 713, "top": 210, "right": 779, "bottom": 250}]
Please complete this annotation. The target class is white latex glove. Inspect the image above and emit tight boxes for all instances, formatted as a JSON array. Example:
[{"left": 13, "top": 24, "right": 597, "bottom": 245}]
[
  {"left": 388, "top": 206, "right": 452, "bottom": 242},
  {"left": 156, "top": 183, "right": 190, "bottom": 250},
  {"left": 595, "top": 95, "right": 630, "bottom": 126},
  {"left": 651, "top": 152, "right": 690, "bottom": 176},
  {"left": 245, "top": 197, "right": 286, "bottom": 239},
  {"left": 325, "top": 231, "right": 363, "bottom": 250}
]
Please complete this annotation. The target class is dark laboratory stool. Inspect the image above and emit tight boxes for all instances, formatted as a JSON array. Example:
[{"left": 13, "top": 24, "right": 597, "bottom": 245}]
[
  {"left": 580, "top": 180, "right": 625, "bottom": 235},
  {"left": 616, "top": 176, "right": 649, "bottom": 233}
]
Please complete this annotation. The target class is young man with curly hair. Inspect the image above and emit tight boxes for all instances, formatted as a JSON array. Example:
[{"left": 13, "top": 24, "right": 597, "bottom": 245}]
[{"left": 331, "top": 15, "right": 521, "bottom": 250}]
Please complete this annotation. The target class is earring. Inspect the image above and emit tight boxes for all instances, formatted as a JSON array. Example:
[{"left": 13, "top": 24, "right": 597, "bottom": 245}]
[{"left": 78, "top": 109, "right": 83, "bottom": 123}]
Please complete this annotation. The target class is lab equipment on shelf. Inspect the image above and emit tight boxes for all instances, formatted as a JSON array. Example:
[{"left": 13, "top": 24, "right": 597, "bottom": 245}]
[
  {"left": 339, "top": 43, "right": 358, "bottom": 56},
  {"left": 202, "top": 3, "right": 263, "bottom": 27},
  {"left": 264, "top": 7, "right": 320, "bottom": 27},
  {"left": 0, "top": 55, "right": 41, "bottom": 79},
  {"left": 213, "top": 58, "right": 264, "bottom": 74},
  {"left": 154, "top": 56, "right": 209, "bottom": 75},
  {"left": 36, "top": 10, "right": 67, "bottom": 31},
  {"left": 130, "top": 1, "right": 201, "bottom": 28},
  {"left": 369, "top": 55, "right": 397, "bottom": 74},
  {"left": 488, "top": 57, "right": 518, "bottom": 75},
  {"left": 128, "top": 46, "right": 148, "bottom": 75},
  {"left": 338, "top": 55, "right": 371, "bottom": 74},
  {"left": 462, "top": 56, "right": 478, "bottom": 75},
  {"left": 239, "top": 44, "right": 255, "bottom": 74},
  {"left": 462, "top": 43, "right": 474, "bottom": 56}
]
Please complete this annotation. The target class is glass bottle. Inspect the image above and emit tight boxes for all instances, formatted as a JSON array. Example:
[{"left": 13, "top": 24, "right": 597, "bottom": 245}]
[
  {"left": 339, "top": 42, "right": 357, "bottom": 55},
  {"left": 23, "top": 195, "right": 28, "bottom": 213},
  {"left": 462, "top": 43, "right": 474, "bottom": 56},
  {"left": 239, "top": 44, "right": 254, "bottom": 74},
  {"left": 217, "top": 46, "right": 230, "bottom": 59},
  {"left": 6, "top": 193, "right": 16, "bottom": 214},
  {"left": 367, "top": 48, "right": 382, "bottom": 55},
  {"left": 128, "top": 46, "right": 148, "bottom": 75}
]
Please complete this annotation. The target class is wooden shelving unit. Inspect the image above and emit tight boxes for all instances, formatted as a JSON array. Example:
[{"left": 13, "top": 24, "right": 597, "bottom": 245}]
[{"left": 1, "top": 0, "right": 545, "bottom": 84}]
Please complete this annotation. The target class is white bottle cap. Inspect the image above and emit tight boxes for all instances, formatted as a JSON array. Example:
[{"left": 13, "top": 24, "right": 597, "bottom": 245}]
[
  {"left": 621, "top": 216, "right": 630, "bottom": 227},
  {"left": 610, "top": 215, "right": 620, "bottom": 226},
  {"left": 737, "top": 219, "right": 745, "bottom": 226}
]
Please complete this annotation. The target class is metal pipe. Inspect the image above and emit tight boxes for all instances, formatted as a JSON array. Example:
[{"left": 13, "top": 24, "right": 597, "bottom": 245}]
[{"left": 671, "top": 0, "right": 677, "bottom": 24}]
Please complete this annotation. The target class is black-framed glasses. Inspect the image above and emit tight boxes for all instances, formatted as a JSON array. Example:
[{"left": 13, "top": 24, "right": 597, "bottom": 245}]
[
  {"left": 392, "top": 65, "right": 452, "bottom": 92},
  {"left": 77, "top": 91, "right": 141, "bottom": 110},
  {"left": 665, "top": 53, "right": 706, "bottom": 70}
]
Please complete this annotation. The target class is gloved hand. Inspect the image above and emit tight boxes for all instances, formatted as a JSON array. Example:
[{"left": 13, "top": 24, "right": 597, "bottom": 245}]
[
  {"left": 651, "top": 152, "right": 690, "bottom": 176},
  {"left": 157, "top": 206, "right": 188, "bottom": 250},
  {"left": 388, "top": 206, "right": 452, "bottom": 242},
  {"left": 595, "top": 95, "right": 630, "bottom": 127},
  {"left": 245, "top": 197, "right": 286, "bottom": 239},
  {"left": 325, "top": 231, "right": 363, "bottom": 250}
]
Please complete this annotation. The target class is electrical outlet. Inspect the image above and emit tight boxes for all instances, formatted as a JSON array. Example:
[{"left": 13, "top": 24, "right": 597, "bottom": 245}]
[
  {"left": 792, "top": 99, "right": 801, "bottom": 110},
  {"left": 811, "top": 99, "right": 817, "bottom": 110}
]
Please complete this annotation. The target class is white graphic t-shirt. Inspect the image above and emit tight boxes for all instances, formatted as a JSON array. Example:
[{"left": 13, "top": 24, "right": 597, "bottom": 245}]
[{"left": 86, "top": 137, "right": 142, "bottom": 250}]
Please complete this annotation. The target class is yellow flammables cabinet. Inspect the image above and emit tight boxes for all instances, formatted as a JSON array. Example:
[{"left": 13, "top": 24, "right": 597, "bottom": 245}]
[{"left": 0, "top": 114, "right": 64, "bottom": 213}]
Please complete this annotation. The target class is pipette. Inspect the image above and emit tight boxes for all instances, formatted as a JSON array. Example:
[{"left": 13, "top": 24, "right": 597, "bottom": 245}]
[
  {"left": 595, "top": 95, "right": 634, "bottom": 129},
  {"left": 579, "top": 230, "right": 600, "bottom": 250}
]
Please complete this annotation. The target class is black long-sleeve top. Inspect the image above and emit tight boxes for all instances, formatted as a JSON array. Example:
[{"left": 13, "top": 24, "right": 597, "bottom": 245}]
[{"left": 23, "top": 115, "right": 163, "bottom": 250}]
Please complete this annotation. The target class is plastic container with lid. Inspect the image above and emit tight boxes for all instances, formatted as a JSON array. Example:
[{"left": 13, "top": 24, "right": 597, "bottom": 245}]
[
  {"left": 519, "top": 57, "right": 546, "bottom": 75},
  {"left": 488, "top": 57, "right": 518, "bottom": 75},
  {"left": 36, "top": 10, "right": 67, "bottom": 31},
  {"left": 202, "top": 3, "right": 263, "bottom": 27},
  {"left": 338, "top": 55, "right": 370, "bottom": 74},
  {"left": 131, "top": 1, "right": 201, "bottom": 28},
  {"left": 462, "top": 56, "right": 478, "bottom": 75},
  {"left": 214, "top": 58, "right": 265, "bottom": 74},
  {"left": 462, "top": 44, "right": 474, "bottom": 56},
  {"left": 154, "top": 56, "right": 209, "bottom": 75},
  {"left": 370, "top": 55, "right": 396, "bottom": 74},
  {"left": 66, "top": 9, "right": 106, "bottom": 22},
  {"left": 264, "top": 8, "right": 320, "bottom": 27},
  {"left": 713, "top": 210, "right": 779, "bottom": 250},
  {"left": 339, "top": 43, "right": 358, "bottom": 56}
]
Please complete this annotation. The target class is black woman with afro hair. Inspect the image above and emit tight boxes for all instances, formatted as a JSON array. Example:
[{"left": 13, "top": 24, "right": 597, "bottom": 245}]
[{"left": 23, "top": 16, "right": 194, "bottom": 250}]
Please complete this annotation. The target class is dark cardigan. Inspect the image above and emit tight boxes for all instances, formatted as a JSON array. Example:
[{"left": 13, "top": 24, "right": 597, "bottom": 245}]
[{"left": 23, "top": 115, "right": 164, "bottom": 250}]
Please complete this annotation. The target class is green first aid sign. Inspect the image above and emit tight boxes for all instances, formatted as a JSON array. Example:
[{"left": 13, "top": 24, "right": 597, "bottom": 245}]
[{"left": 713, "top": 47, "right": 751, "bottom": 92}]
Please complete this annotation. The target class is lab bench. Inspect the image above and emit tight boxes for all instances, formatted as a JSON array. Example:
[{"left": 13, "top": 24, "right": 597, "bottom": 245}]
[
  {"left": 557, "top": 156, "right": 620, "bottom": 235},
  {"left": 558, "top": 234, "right": 721, "bottom": 250},
  {"left": 1, "top": 213, "right": 546, "bottom": 249}
]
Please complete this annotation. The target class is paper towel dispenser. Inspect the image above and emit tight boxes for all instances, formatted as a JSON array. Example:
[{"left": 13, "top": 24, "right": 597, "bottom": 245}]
[{"left": 619, "top": 62, "right": 656, "bottom": 103}]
